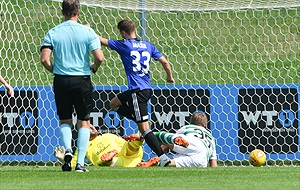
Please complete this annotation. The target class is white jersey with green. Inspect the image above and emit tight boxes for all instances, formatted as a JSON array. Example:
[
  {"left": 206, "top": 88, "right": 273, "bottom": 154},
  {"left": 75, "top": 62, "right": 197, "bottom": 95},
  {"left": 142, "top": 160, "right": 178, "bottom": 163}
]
[{"left": 173, "top": 124, "right": 217, "bottom": 167}]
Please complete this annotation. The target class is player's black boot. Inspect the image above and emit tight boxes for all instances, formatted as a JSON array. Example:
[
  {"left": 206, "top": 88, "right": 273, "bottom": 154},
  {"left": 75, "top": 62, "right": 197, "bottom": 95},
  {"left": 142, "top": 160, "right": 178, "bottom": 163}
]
[
  {"left": 62, "top": 149, "right": 73, "bottom": 172},
  {"left": 75, "top": 163, "right": 89, "bottom": 172}
]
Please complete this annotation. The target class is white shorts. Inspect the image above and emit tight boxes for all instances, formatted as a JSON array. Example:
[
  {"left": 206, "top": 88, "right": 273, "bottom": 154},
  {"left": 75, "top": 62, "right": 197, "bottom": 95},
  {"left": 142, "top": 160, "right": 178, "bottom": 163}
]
[{"left": 172, "top": 135, "right": 208, "bottom": 167}]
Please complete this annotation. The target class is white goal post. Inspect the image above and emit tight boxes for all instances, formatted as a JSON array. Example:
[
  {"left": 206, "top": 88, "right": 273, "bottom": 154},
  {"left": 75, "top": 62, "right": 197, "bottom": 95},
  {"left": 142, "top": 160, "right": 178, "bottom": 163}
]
[{"left": 0, "top": 0, "right": 299, "bottom": 166}]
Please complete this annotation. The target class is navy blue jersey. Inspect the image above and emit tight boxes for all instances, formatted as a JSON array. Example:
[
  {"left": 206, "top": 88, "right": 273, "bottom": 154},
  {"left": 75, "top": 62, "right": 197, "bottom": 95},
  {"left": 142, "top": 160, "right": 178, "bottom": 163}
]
[{"left": 108, "top": 39, "right": 162, "bottom": 90}]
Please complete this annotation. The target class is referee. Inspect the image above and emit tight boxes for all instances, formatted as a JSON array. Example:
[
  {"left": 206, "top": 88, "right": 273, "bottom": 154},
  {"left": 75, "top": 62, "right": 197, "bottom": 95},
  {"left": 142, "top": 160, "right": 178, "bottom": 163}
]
[{"left": 40, "top": 0, "right": 104, "bottom": 172}]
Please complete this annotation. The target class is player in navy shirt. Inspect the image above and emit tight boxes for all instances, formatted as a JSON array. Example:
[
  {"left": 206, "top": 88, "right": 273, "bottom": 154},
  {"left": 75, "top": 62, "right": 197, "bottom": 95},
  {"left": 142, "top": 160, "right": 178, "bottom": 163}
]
[{"left": 100, "top": 18, "right": 175, "bottom": 166}]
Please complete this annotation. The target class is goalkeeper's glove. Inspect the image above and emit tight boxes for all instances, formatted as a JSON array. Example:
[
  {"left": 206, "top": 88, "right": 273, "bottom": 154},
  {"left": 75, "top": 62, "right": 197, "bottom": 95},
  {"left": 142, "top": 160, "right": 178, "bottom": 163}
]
[{"left": 54, "top": 146, "right": 65, "bottom": 163}]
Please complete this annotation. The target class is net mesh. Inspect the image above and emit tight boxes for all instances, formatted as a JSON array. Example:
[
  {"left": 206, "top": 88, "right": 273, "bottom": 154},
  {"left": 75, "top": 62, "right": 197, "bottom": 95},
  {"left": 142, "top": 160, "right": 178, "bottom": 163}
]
[{"left": 81, "top": 0, "right": 299, "bottom": 11}]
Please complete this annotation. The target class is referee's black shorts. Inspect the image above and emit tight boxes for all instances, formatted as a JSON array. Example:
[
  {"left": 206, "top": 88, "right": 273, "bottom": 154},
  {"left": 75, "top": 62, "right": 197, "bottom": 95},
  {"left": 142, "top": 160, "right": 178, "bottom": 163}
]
[{"left": 53, "top": 74, "right": 93, "bottom": 121}]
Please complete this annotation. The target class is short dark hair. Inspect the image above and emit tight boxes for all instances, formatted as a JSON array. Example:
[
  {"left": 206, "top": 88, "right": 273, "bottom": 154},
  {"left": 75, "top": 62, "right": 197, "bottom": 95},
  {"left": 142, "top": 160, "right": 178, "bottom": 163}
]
[
  {"left": 62, "top": 0, "right": 80, "bottom": 17},
  {"left": 117, "top": 18, "right": 136, "bottom": 35},
  {"left": 190, "top": 112, "right": 207, "bottom": 128}
]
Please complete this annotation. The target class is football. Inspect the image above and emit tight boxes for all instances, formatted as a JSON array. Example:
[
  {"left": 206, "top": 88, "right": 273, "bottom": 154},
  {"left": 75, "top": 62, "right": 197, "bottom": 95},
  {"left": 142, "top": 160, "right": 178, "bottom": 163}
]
[{"left": 248, "top": 149, "right": 266, "bottom": 167}]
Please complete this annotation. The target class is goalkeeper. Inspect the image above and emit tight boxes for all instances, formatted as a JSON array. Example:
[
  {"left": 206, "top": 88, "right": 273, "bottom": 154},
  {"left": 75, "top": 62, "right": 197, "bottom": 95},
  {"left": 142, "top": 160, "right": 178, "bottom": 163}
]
[
  {"left": 54, "top": 125, "right": 144, "bottom": 167},
  {"left": 137, "top": 112, "right": 218, "bottom": 168}
]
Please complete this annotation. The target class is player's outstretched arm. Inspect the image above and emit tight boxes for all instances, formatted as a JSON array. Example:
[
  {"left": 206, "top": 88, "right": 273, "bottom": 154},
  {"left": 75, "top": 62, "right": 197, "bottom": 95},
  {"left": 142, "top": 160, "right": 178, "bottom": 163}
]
[
  {"left": 157, "top": 57, "right": 175, "bottom": 84},
  {"left": 54, "top": 146, "right": 65, "bottom": 163},
  {"left": 99, "top": 36, "right": 109, "bottom": 47},
  {"left": 89, "top": 124, "right": 98, "bottom": 141},
  {"left": 0, "top": 75, "right": 14, "bottom": 97}
]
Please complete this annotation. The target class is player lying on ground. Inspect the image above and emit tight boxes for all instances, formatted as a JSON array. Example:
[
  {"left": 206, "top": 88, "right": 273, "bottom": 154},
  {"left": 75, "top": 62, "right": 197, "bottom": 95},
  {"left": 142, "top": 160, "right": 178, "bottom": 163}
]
[
  {"left": 54, "top": 125, "right": 144, "bottom": 167},
  {"left": 137, "top": 112, "right": 218, "bottom": 168}
]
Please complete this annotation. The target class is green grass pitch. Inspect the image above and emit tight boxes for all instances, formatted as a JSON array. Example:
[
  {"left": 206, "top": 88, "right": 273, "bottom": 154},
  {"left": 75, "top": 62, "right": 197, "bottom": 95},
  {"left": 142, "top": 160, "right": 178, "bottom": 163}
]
[{"left": 1, "top": 166, "right": 299, "bottom": 189}]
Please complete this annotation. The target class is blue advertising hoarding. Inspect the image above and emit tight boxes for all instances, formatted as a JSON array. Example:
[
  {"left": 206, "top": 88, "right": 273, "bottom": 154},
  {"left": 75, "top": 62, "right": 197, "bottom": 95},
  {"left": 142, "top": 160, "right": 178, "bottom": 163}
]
[{"left": 0, "top": 84, "right": 299, "bottom": 162}]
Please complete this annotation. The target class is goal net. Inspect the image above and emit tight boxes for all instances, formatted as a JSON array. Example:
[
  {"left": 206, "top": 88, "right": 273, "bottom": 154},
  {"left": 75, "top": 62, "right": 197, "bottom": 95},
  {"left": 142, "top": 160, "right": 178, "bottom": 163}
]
[{"left": 0, "top": 0, "right": 299, "bottom": 166}]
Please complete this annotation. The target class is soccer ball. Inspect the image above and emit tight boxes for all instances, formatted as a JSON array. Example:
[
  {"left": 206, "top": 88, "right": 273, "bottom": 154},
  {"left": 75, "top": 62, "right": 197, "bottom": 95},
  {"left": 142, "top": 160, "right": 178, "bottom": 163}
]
[{"left": 248, "top": 149, "right": 266, "bottom": 167}]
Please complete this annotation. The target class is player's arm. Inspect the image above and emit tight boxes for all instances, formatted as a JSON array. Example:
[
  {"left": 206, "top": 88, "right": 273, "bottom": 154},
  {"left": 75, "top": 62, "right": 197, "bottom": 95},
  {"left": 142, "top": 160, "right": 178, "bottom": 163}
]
[
  {"left": 85, "top": 24, "right": 109, "bottom": 48},
  {"left": 89, "top": 124, "right": 98, "bottom": 141},
  {"left": 54, "top": 146, "right": 65, "bottom": 163},
  {"left": 161, "top": 144, "right": 173, "bottom": 153},
  {"left": 0, "top": 75, "right": 14, "bottom": 97},
  {"left": 157, "top": 56, "right": 175, "bottom": 84},
  {"left": 209, "top": 159, "right": 218, "bottom": 168},
  {"left": 99, "top": 36, "right": 109, "bottom": 47},
  {"left": 40, "top": 48, "right": 53, "bottom": 73},
  {"left": 209, "top": 141, "right": 218, "bottom": 167},
  {"left": 53, "top": 146, "right": 78, "bottom": 167}
]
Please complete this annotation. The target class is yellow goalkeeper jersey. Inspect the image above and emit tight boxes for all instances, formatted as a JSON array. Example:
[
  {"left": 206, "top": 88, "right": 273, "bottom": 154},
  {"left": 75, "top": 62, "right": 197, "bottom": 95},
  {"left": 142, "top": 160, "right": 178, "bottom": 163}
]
[{"left": 71, "top": 133, "right": 143, "bottom": 167}]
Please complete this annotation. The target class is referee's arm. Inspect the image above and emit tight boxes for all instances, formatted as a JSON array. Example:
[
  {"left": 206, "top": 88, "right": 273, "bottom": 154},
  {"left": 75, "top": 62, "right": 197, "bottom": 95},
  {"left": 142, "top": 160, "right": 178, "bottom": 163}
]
[
  {"left": 40, "top": 46, "right": 53, "bottom": 73},
  {"left": 90, "top": 48, "right": 104, "bottom": 73}
]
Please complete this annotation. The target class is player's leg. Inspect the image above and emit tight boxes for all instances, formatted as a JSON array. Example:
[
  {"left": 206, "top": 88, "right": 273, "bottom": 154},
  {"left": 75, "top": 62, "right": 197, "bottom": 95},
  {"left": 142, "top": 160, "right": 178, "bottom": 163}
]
[
  {"left": 138, "top": 122, "right": 166, "bottom": 158},
  {"left": 137, "top": 145, "right": 177, "bottom": 167},
  {"left": 133, "top": 89, "right": 171, "bottom": 167},
  {"left": 143, "top": 130, "right": 178, "bottom": 167},
  {"left": 75, "top": 120, "right": 90, "bottom": 172},
  {"left": 110, "top": 96, "right": 122, "bottom": 110},
  {"left": 59, "top": 120, "right": 74, "bottom": 172},
  {"left": 138, "top": 143, "right": 203, "bottom": 168},
  {"left": 53, "top": 75, "right": 74, "bottom": 172},
  {"left": 72, "top": 76, "right": 93, "bottom": 172},
  {"left": 124, "top": 135, "right": 144, "bottom": 156},
  {"left": 110, "top": 91, "right": 135, "bottom": 120}
]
